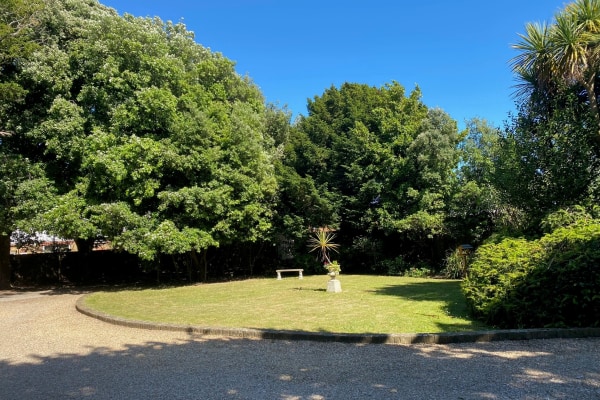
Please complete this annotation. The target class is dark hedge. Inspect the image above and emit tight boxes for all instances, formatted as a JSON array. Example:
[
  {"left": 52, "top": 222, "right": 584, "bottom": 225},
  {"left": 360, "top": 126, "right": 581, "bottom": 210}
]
[{"left": 462, "top": 220, "right": 600, "bottom": 328}]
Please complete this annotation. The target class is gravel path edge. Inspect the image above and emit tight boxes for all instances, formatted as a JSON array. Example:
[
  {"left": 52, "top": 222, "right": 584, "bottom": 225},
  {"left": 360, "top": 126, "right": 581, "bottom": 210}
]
[{"left": 75, "top": 294, "right": 600, "bottom": 345}]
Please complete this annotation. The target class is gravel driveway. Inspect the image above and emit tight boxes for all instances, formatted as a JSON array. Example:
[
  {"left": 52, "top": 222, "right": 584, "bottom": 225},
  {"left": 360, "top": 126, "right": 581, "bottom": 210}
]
[{"left": 1, "top": 289, "right": 599, "bottom": 400}]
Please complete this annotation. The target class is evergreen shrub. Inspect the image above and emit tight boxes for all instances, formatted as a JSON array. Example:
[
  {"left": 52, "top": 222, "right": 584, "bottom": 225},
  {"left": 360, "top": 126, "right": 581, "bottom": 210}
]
[
  {"left": 376, "top": 255, "right": 410, "bottom": 276},
  {"left": 462, "top": 219, "right": 600, "bottom": 328}
]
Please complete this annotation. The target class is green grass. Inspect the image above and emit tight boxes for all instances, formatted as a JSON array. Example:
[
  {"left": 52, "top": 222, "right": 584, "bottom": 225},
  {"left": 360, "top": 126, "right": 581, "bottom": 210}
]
[{"left": 83, "top": 275, "right": 488, "bottom": 334}]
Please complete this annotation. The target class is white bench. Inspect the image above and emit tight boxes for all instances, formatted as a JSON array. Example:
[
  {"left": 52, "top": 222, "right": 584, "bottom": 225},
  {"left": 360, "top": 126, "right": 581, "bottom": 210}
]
[{"left": 276, "top": 269, "right": 303, "bottom": 280}]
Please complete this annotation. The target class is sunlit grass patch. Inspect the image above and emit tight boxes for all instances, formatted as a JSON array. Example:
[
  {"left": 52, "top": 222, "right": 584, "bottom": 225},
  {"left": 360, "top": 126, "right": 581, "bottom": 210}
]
[{"left": 83, "top": 275, "right": 487, "bottom": 334}]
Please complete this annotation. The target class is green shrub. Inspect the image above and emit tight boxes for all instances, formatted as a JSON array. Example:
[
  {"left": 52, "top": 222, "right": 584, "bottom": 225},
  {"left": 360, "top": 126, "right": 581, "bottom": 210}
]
[
  {"left": 403, "top": 266, "right": 433, "bottom": 278},
  {"left": 442, "top": 247, "right": 471, "bottom": 279},
  {"left": 376, "top": 255, "right": 410, "bottom": 276},
  {"left": 462, "top": 238, "right": 543, "bottom": 323},
  {"left": 539, "top": 205, "right": 599, "bottom": 233},
  {"left": 372, "top": 256, "right": 433, "bottom": 277},
  {"left": 462, "top": 219, "right": 600, "bottom": 328}
]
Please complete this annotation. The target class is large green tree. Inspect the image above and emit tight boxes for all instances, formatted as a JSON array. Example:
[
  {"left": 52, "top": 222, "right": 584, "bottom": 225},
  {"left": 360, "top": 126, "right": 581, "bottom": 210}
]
[
  {"left": 0, "top": 0, "right": 46, "bottom": 288},
  {"left": 512, "top": 0, "right": 600, "bottom": 146},
  {"left": 506, "top": 0, "right": 600, "bottom": 226},
  {"left": 498, "top": 89, "right": 600, "bottom": 224},
  {"left": 287, "top": 82, "right": 461, "bottom": 271},
  {"left": 450, "top": 119, "right": 507, "bottom": 243},
  {"left": 0, "top": 0, "right": 277, "bottom": 282}
]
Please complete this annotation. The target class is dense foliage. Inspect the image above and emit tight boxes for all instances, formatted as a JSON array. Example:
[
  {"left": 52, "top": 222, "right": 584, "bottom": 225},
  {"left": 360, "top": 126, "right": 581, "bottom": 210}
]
[
  {"left": 0, "top": 0, "right": 278, "bottom": 285},
  {"left": 0, "top": 0, "right": 47, "bottom": 288},
  {"left": 459, "top": 0, "right": 600, "bottom": 328},
  {"left": 504, "top": 0, "right": 600, "bottom": 225},
  {"left": 511, "top": 0, "right": 600, "bottom": 146},
  {"left": 497, "top": 89, "right": 600, "bottom": 225},
  {"left": 282, "top": 82, "right": 465, "bottom": 271},
  {"left": 0, "top": 0, "right": 526, "bottom": 285},
  {"left": 462, "top": 210, "right": 600, "bottom": 328}
]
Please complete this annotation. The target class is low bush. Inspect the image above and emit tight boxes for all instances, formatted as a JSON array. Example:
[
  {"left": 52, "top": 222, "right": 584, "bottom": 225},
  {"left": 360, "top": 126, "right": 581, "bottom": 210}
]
[
  {"left": 462, "top": 218, "right": 600, "bottom": 328},
  {"left": 441, "top": 247, "right": 474, "bottom": 279},
  {"left": 403, "top": 266, "right": 433, "bottom": 278},
  {"left": 374, "top": 255, "right": 410, "bottom": 276}
]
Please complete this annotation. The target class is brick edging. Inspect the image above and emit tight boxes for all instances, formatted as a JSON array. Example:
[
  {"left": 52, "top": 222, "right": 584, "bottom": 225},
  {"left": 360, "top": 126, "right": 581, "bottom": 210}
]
[{"left": 75, "top": 295, "right": 600, "bottom": 345}]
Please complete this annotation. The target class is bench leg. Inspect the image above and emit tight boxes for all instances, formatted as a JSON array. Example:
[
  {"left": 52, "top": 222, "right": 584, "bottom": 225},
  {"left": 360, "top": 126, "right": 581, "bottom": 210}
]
[
  {"left": 299, "top": 271, "right": 303, "bottom": 279},
  {"left": 277, "top": 272, "right": 282, "bottom": 280}
]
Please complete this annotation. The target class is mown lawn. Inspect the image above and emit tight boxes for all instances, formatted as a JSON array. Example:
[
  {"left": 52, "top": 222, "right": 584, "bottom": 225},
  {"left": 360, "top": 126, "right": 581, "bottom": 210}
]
[{"left": 83, "top": 275, "right": 488, "bottom": 334}]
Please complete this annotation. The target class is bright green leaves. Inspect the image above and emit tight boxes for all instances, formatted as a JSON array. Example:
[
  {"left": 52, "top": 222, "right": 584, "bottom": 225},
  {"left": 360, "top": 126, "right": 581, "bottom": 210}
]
[
  {"left": 145, "top": 221, "right": 217, "bottom": 259},
  {"left": 67, "top": 10, "right": 272, "bottom": 243},
  {"left": 158, "top": 185, "right": 234, "bottom": 227},
  {"left": 34, "top": 97, "right": 85, "bottom": 161},
  {"left": 87, "top": 202, "right": 147, "bottom": 239},
  {"left": 21, "top": 44, "right": 73, "bottom": 100},
  {"left": 462, "top": 237, "right": 544, "bottom": 319},
  {"left": 0, "top": 156, "right": 52, "bottom": 234},
  {"left": 0, "top": 0, "right": 44, "bottom": 65},
  {"left": 463, "top": 214, "right": 600, "bottom": 328},
  {"left": 110, "top": 87, "right": 178, "bottom": 136},
  {"left": 38, "top": 189, "right": 97, "bottom": 241},
  {"left": 0, "top": 0, "right": 277, "bottom": 267},
  {"left": 84, "top": 133, "right": 170, "bottom": 206}
]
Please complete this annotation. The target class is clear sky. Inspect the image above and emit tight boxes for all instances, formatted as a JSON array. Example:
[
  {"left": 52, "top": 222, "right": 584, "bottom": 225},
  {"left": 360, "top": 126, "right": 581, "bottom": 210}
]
[{"left": 99, "top": 0, "right": 568, "bottom": 129}]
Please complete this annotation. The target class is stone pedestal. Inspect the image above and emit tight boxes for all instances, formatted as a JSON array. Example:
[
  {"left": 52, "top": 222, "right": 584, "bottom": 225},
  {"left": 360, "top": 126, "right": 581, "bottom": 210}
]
[{"left": 327, "top": 279, "right": 342, "bottom": 293}]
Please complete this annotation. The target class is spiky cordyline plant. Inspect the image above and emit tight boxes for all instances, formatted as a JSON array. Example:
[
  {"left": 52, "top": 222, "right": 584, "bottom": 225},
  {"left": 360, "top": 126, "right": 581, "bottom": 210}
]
[{"left": 307, "top": 229, "right": 339, "bottom": 264}]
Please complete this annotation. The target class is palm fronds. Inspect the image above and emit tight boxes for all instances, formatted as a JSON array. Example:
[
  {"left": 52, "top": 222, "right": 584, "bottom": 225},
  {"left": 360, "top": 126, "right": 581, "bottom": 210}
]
[{"left": 307, "top": 229, "right": 339, "bottom": 264}]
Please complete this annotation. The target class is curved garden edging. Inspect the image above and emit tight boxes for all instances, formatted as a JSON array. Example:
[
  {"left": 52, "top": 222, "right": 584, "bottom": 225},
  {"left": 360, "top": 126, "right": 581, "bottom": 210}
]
[{"left": 75, "top": 294, "right": 600, "bottom": 345}]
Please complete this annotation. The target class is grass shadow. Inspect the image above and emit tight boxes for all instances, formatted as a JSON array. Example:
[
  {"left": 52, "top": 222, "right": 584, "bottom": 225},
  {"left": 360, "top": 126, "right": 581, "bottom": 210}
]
[
  {"left": 371, "top": 280, "right": 486, "bottom": 330},
  {"left": 293, "top": 287, "right": 326, "bottom": 292}
]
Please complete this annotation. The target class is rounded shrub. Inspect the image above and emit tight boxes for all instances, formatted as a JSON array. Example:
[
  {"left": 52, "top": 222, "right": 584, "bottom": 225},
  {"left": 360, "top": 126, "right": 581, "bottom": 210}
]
[
  {"left": 462, "top": 238, "right": 543, "bottom": 325},
  {"left": 462, "top": 220, "right": 600, "bottom": 328}
]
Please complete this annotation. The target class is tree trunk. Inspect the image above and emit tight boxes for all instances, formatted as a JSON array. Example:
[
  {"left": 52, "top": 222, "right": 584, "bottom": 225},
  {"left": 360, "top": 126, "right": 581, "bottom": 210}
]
[
  {"left": 74, "top": 238, "right": 95, "bottom": 255},
  {"left": 0, "top": 234, "right": 12, "bottom": 289},
  {"left": 74, "top": 237, "right": 95, "bottom": 278},
  {"left": 190, "top": 249, "right": 208, "bottom": 283},
  {"left": 202, "top": 249, "right": 207, "bottom": 282}
]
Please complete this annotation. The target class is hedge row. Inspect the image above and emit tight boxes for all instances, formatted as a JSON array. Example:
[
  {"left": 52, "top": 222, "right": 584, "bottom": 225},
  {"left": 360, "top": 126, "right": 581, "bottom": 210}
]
[{"left": 462, "top": 219, "right": 600, "bottom": 328}]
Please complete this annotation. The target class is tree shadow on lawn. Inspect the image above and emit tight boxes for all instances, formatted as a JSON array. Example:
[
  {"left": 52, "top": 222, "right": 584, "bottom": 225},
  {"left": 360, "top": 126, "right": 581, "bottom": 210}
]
[
  {"left": 293, "top": 287, "right": 326, "bottom": 292},
  {"left": 371, "top": 280, "right": 486, "bottom": 330}
]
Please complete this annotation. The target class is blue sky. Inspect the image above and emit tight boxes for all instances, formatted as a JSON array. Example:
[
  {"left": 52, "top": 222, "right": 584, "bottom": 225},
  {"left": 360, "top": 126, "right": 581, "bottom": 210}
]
[{"left": 100, "top": 0, "right": 568, "bottom": 129}]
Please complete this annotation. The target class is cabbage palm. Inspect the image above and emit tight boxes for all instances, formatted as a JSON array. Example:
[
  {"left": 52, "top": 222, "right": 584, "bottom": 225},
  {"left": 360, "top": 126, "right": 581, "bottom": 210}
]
[
  {"left": 307, "top": 229, "right": 339, "bottom": 264},
  {"left": 511, "top": 0, "right": 600, "bottom": 143},
  {"left": 511, "top": 22, "right": 554, "bottom": 99}
]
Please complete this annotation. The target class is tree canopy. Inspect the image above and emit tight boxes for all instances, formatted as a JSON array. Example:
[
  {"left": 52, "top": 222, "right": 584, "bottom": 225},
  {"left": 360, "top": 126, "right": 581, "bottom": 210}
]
[
  {"left": 511, "top": 0, "right": 600, "bottom": 146},
  {"left": 505, "top": 0, "right": 600, "bottom": 225},
  {"left": 0, "top": 0, "right": 278, "bottom": 285},
  {"left": 281, "top": 82, "right": 463, "bottom": 270}
]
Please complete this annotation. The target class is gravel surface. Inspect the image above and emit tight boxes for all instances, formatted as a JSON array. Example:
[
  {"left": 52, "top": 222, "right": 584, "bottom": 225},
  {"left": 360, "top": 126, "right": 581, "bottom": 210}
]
[{"left": 1, "top": 289, "right": 599, "bottom": 400}]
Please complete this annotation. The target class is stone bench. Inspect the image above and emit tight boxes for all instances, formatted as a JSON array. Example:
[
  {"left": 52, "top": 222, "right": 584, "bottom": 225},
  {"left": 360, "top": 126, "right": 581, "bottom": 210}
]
[{"left": 276, "top": 269, "right": 303, "bottom": 280}]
